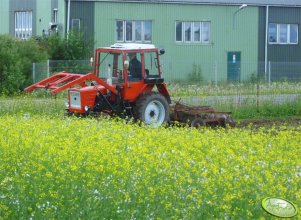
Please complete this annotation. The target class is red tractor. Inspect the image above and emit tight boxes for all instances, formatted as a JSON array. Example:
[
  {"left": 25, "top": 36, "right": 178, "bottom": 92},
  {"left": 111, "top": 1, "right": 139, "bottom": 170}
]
[{"left": 25, "top": 43, "right": 234, "bottom": 127}]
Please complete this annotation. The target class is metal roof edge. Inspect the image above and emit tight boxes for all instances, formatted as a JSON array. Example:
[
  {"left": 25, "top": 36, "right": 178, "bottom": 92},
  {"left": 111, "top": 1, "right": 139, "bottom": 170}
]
[{"left": 70, "top": 0, "right": 301, "bottom": 7}]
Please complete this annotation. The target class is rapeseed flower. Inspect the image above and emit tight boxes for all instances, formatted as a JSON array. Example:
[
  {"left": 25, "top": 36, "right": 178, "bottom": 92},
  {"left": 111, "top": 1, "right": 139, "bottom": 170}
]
[{"left": 0, "top": 115, "right": 300, "bottom": 219}]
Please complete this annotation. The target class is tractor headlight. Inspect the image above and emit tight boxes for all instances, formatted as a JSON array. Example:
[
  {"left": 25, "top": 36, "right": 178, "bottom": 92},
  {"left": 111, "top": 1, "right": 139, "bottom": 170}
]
[
  {"left": 65, "top": 102, "right": 69, "bottom": 108},
  {"left": 84, "top": 105, "right": 90, "bottom": 112}
]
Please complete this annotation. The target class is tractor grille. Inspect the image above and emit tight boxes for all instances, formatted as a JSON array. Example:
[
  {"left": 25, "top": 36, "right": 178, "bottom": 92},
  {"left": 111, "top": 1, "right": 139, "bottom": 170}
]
[{"left": 70, "top": 91, "right": 81, "bottom": 109}]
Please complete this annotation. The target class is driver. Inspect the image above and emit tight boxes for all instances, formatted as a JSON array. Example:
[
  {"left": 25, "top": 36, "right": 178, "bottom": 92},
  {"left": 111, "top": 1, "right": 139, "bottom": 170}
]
[{"left": 128, "top": 53, "right": 142, "bottom": 79}]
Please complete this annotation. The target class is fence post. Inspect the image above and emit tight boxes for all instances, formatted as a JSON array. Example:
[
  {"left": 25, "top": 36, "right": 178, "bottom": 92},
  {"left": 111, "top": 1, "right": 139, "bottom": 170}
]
[
  {"left": 47, "top": 59, "right": 50, "bottom": 78},
  {"left": 214, "top": 61, "right": 218, "bottom": 87},
  {"left": 268, "top": 61, "right": 271, "bottom": 87},
  {"left": 32, "top": 63, "right": 35, "bottom": 83},
  {"left": 256, "top": 74, "right": 260, "bottom": 112}
]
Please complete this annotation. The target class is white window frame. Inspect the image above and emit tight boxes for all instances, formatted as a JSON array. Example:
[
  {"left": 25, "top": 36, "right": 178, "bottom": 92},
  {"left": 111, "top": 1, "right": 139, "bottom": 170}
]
[
  {"left": 15, "top": 11, "right": 32, "bottom": 40},
  {"left": 268, "top": 23, "right": 298, "bottom": 45},
  {"left": 175, "top": 21, "right": 211, "bottom": 44},
  {"left": 116, "top": 20, "right": 152, "bottom": 43},
  {"left": 71, "top": 18, "right": 80, "bottom": 30}
]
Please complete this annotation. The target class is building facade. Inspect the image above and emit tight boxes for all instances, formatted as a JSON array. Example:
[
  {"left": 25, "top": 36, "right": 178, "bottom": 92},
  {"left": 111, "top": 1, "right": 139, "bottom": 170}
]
[{"left": 1, "top": 0, "right": 301, "bottom": 82}]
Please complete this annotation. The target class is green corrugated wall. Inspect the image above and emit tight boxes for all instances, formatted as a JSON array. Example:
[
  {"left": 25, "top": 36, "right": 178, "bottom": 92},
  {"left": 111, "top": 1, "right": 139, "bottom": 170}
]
[
  {"left": 93, "top": 2, "right": 259, "bottom": 82},
  {"left": 36, "top": 0, "right": 52, "bottom": 36},
  {"left": 58, "top": 0, "right": 66, "bottom": 36},
  {"left": 70, "top": 1, "right": 94, "bottom": 42},
  {"left": 36, "top": 0, "right": 66, "bottom": 36},
  {"left": 0, "top": 0, "right": 9, "bottom": 34}
]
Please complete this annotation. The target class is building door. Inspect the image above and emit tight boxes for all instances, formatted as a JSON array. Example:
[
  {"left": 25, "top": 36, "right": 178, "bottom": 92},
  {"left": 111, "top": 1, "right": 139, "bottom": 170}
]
[{"left": 227, "top": 52, "right": 241, "bottom": 81}]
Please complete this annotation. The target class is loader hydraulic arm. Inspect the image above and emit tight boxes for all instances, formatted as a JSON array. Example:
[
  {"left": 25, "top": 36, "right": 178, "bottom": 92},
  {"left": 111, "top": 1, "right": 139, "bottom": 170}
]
[{"left": 25, "top": 72, "right": 117, "bottom": 95}]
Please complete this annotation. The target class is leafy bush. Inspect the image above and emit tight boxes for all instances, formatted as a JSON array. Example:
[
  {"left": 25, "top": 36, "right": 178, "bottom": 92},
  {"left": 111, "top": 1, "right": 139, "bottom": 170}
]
[
  {"left": 0, "top": 35, "right": 48, "bottom": 94},
  {"left": 188, "top": 63, "right": 203, "bottom": 83},
  {"left": 248, "top": 72, "right": 266, "bottom": 84},
  {"left": 38, "top": 34, "right": 66, "bottom": 60},
  {"left": 38, "top": 30, "right": 94, "bottom": 60},
  {"left": 35, "top": 30, "right": 94, "bottom": 75},
  {"left": 65, "top": 30, "right": 94, "bottom": 60},
  {"left": 18, "top": 38, "right": 49, "bottom": 87},
  {"left": 0, "top": 35, "right": 23, "bottom": 94},
  {"left": 0, "top": 30, "right": 94, "bottom": 94}
]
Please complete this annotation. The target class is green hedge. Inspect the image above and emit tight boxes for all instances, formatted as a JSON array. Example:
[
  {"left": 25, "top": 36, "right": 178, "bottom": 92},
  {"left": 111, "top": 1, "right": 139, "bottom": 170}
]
[
  {"left": 0, "top": 31, "right": 94, "bottom": 95},
  {"left": 0, "top": 35, "right": 48, "bottom": 94}
]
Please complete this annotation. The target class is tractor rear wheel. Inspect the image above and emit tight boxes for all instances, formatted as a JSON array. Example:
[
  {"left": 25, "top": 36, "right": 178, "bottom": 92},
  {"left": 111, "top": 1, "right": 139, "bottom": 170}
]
[{"left": 135, "top": 92, "right": 170, "bottom": 127}]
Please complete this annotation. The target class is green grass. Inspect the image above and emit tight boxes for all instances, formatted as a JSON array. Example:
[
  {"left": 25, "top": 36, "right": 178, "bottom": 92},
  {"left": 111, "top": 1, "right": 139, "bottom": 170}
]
[
  {"left": 231, "top": 102, "right": 301, "bottom": 120},
  {"left": 0, "top": 94, "right": 65, "bottom": 116},
  {"left": 1, "top": 93, "right": 301, "bottom": 121},
  {"left": 168, "top": 81, "right": 301, "bottom": 97}
]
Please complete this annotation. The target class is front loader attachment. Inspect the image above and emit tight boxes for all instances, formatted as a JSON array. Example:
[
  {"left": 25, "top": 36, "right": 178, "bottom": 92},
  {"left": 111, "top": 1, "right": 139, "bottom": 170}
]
[{"left": 25, "top": 71, "right": 117, "bottom": 95}]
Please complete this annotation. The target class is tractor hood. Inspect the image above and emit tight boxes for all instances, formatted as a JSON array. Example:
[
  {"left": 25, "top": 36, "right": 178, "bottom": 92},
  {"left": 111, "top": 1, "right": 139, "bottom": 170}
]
[{"left": 68, "top": 85, "right": 107, "bottom": 113}]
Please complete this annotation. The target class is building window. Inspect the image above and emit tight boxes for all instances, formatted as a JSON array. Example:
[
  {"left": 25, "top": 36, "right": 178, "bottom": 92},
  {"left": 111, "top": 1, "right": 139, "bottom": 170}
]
[
  {"left": 144, "top": 21, "right": 152, "bottom": 41},
  {"left": 116, "top": 20, "right": 152, "bottom": 42},
  {"left": 15, "top": 11, "right": 32, "bottom": 39},
  {"left": 193, "top": 22, "right": 200, "bottom": 41},
  {"left": 135, "top": 21, "right": 142, "bottom": 41},
  {"left": 116, "top": 21, "right": 123, "bottom": 41},
  {"left": 184, "top": 22, "right": 192, "bottom": 42},
  {"left": 176, "top": 21, "right": 211, "bottom": 43},
  {"left": 53, "top": 8, "right": 58, "bottom": 23},
  {"left": 71, "top": 19, "right": 80, "bottom": 30},
  {"left": 176, "top": 21, "right": 182, "bottom": 41},
  {"left": 202, "top": 22, "right": 210, "bottom": 42},
  {"left": 125, "top": 21, "right": 133, "bottom": 41},
  {"left": 268, "top": 23, "right": 298, "bottom": 44}
]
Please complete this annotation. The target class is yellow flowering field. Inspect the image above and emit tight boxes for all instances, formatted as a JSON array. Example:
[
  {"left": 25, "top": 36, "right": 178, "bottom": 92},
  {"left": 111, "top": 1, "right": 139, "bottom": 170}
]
[{"left": 0, "top": 115, "right": 300, "bottom": 219}]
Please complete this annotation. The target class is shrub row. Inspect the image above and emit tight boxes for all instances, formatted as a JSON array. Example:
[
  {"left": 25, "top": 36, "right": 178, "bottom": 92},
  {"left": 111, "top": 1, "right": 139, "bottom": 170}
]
[{"left": 0, "top": 32, "right": 93, "bottom": 95}]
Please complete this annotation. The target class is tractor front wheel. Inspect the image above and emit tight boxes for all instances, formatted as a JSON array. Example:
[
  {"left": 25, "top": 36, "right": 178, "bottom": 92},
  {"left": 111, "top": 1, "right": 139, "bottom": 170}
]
[{"left": 135, "top": 92, "right": 170, "bottom": 127}]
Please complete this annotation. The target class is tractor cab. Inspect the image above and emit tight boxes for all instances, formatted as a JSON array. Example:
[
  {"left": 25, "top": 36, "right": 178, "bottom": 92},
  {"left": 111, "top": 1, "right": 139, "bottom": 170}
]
[{"left": 93, "top": 43, "right": 165, "bottom": 101}]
